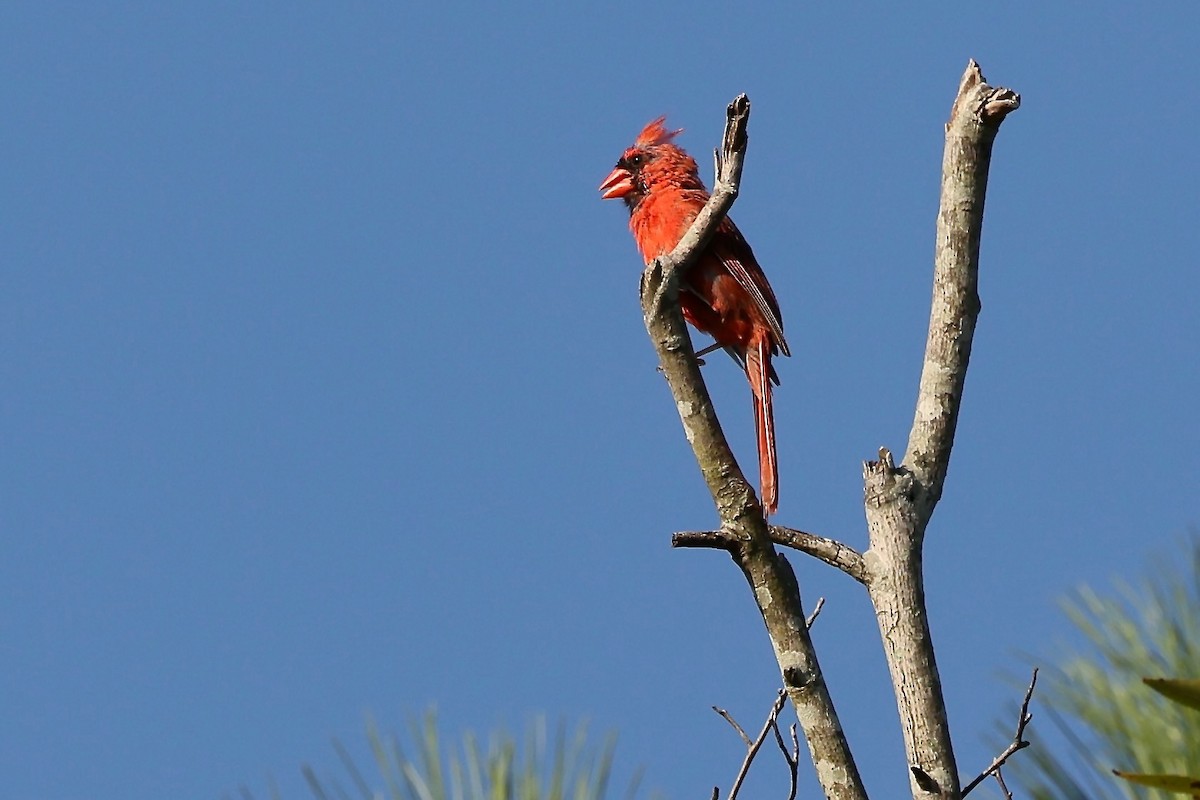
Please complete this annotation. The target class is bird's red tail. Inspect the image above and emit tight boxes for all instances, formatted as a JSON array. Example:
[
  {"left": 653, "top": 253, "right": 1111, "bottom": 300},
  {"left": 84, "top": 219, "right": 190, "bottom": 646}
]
[{"left": 746, "top": 337, "right": 778, "bottom": 516}]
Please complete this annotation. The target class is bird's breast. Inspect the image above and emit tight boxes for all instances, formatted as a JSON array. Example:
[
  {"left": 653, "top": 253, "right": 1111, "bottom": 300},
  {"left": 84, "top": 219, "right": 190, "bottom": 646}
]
[{"left": 628, "top": 189, "right": 705, "bottom": 262}]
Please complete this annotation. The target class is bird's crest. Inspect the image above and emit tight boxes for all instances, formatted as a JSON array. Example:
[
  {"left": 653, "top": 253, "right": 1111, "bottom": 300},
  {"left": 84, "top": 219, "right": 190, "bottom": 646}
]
[{"left": 634, "top": 116, "right": 682, "bottom": 147}]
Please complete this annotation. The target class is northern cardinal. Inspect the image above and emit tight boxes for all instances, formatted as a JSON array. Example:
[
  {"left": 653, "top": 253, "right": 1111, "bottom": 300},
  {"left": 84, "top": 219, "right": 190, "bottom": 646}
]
[{"left": 600, "top": 117, "right": 790, "bottom": 515}]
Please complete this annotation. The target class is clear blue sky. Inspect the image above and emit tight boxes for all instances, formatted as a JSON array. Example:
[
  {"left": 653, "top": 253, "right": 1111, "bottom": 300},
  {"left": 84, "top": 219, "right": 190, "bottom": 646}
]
[{"left": 3, "top": 4, "right": 1198, "bottom": 799}]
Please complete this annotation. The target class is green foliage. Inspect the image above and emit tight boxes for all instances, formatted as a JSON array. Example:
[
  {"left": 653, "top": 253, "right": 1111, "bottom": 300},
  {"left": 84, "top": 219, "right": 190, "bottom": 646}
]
[
  {"left": 997, "top": 539, "right": 1200, "bottom": 800},
  {"left": 1143, "top": 678, "right": 1200, "bottom": 713},
  {"left": 1114, "top": 768, "right": 1200, "bottom": 798},
  {"left": 1112, "top": 679, "right": 1200, "bottom": 797},
  {"left": 302, "top": 712, "right": 632, "bottom": 800}
]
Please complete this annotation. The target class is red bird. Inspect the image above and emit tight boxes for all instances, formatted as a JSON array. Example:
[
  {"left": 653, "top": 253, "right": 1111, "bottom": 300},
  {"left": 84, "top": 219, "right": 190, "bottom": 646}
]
[{"left": 600, "top": 117, "right": 790, "bottom": 515}]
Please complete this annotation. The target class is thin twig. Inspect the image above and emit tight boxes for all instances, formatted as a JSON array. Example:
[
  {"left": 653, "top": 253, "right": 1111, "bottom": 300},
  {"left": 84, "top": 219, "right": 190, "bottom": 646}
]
[
  {"left": 805, "top": 596, "right": 826, "bottom": 628},
  {"left": 725, "top": 690, "right": 789, "bottom": 800},
  {"left": 961, "top": 668, "right": 1038, "bottom": 797},
  {"left": 994, "top": 770, "right": 1012, "bottom": 800},
  {"left": 771, "top": 721, "right": 801, "bottom": 800},
  {"left": 789, "top": 726, "right": 800, "bottom": 800},
  {"left": 713, "top": 705, "right": 753, "bottom": 747}
]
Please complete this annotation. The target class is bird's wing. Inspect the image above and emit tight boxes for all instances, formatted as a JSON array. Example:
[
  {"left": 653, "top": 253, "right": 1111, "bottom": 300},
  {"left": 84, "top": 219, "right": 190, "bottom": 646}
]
[{"left": 711, "top": 221, "right": 790, "bottom": 357}]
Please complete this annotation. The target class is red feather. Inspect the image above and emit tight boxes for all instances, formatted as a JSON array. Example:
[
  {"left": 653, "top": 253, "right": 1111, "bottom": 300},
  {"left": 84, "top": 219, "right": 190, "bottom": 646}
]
[{"left": 600, "top": 117, "right": 789, "bottom": 515}]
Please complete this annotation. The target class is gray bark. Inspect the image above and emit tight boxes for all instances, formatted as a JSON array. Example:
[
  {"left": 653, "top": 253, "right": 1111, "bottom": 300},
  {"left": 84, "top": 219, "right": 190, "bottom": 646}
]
[{"left": 644, "top": 60, "right": 1019, "bottom": 800}]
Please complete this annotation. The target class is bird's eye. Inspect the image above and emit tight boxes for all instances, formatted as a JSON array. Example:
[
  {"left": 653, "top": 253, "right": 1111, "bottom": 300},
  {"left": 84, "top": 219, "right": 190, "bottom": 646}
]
[{"left": 627, "top": 153, "right": 644, "bottom": 167}]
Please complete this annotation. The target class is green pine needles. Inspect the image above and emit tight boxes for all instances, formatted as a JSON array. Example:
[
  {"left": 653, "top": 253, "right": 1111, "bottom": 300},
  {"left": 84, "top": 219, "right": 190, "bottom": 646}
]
[
  {"left": 286, "top": 713, "right": 634, "bottom": 800},
  {"left": 1001, "top": 538, "right": 1200, "bottom": 800}
]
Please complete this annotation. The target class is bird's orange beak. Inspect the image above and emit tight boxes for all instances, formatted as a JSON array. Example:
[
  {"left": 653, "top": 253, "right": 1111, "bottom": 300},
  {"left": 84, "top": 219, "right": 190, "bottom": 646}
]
[{"left": 599, "top": 167, "right": 634, "bottom": 199}]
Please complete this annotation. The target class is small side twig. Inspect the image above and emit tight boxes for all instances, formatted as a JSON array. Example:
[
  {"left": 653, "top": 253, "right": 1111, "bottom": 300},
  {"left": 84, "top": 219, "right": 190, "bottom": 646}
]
[
  {"left": 993, "top": 770, "right": 1013, "bottom": 800},
  {"left": 714, "top": 690, "right": 789, "bottom": 800},
  {"left": 673, "top": 527, "right": 867, "bottom": 586},
  {"left": 713, "top": 704, "right": 753, "bottom": 747},
  {"left": 805, "top": 596, "right": 826, "bottom": 628},
  {"left": 961, "top": 668, "right": 1039, "bottom": 798},
  {"left": 769, "top": 526, "right": 867, "bottom": 583},
  {"left": 672, "top": 529, "right": 739, "bottom": 553},
  {"left": 771, "top": 721, "right": 801, "bottom": 800}
]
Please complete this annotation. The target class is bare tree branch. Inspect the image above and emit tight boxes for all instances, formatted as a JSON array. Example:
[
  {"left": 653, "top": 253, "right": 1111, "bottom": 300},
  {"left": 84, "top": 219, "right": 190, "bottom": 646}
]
[
  {"left": 900, "top": 59, "right": 1021, "bottom": 516},
  {"left": 992, "top": 770, "right": 1013, "bottom": 800},
  {"left": 642, "top": 95, "right": 866, "bottom": 800},
  {"left": 648, "top": 62, "right": 1019, "bottom": 800},
  {"left": 640, "top": 95, "right": 749, "bottom": 325},
  {"left": 721, "top": 691, "right": 788, "bottom": 800},
  {"left": 805, "top": 596, "right": 826, "bottom": 629},
  {"left": 961, "top": 669, "right": 1038, "bottom": 797},
  {"left": 772, "top": 720, "right": 801, "bottom": 800},
  {"left": 861, "top": 60, "right": 1020, "bottom": 800},
  {"left": 770, "top": 526, "right": 867, "bottom": 583},
  {"left": 713, "top": 704, "right": 753, "bottom": 747},
  {"left": 639, "top": 96, "right": 757, "bottom": 522},
  {"left": 673, "top": 525, "right": 866, "bottom": 584},
  {"left": 672, "top": 530, "right": 738, "bottom": 552}
]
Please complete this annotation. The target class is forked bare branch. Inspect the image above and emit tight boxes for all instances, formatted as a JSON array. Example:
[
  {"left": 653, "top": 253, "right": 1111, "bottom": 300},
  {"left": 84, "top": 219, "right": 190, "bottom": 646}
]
[
  {"left": 771, "top": 719, "right": 801, "bottom": 800},
  {"left": 862, "top": 61, "right": 1020, "bottom": 799},
  {"left": 648, "top": 61, "right": 1020, "bottom": 800},
  {"left": 711, "top": 690, "right": 789, "bottom": 800},
  {"left": 644, "top": 96, "right": 866, "bottom": 800},
  {"left": 961, "top": 669, "right": 1038, "bottom": 797}
]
